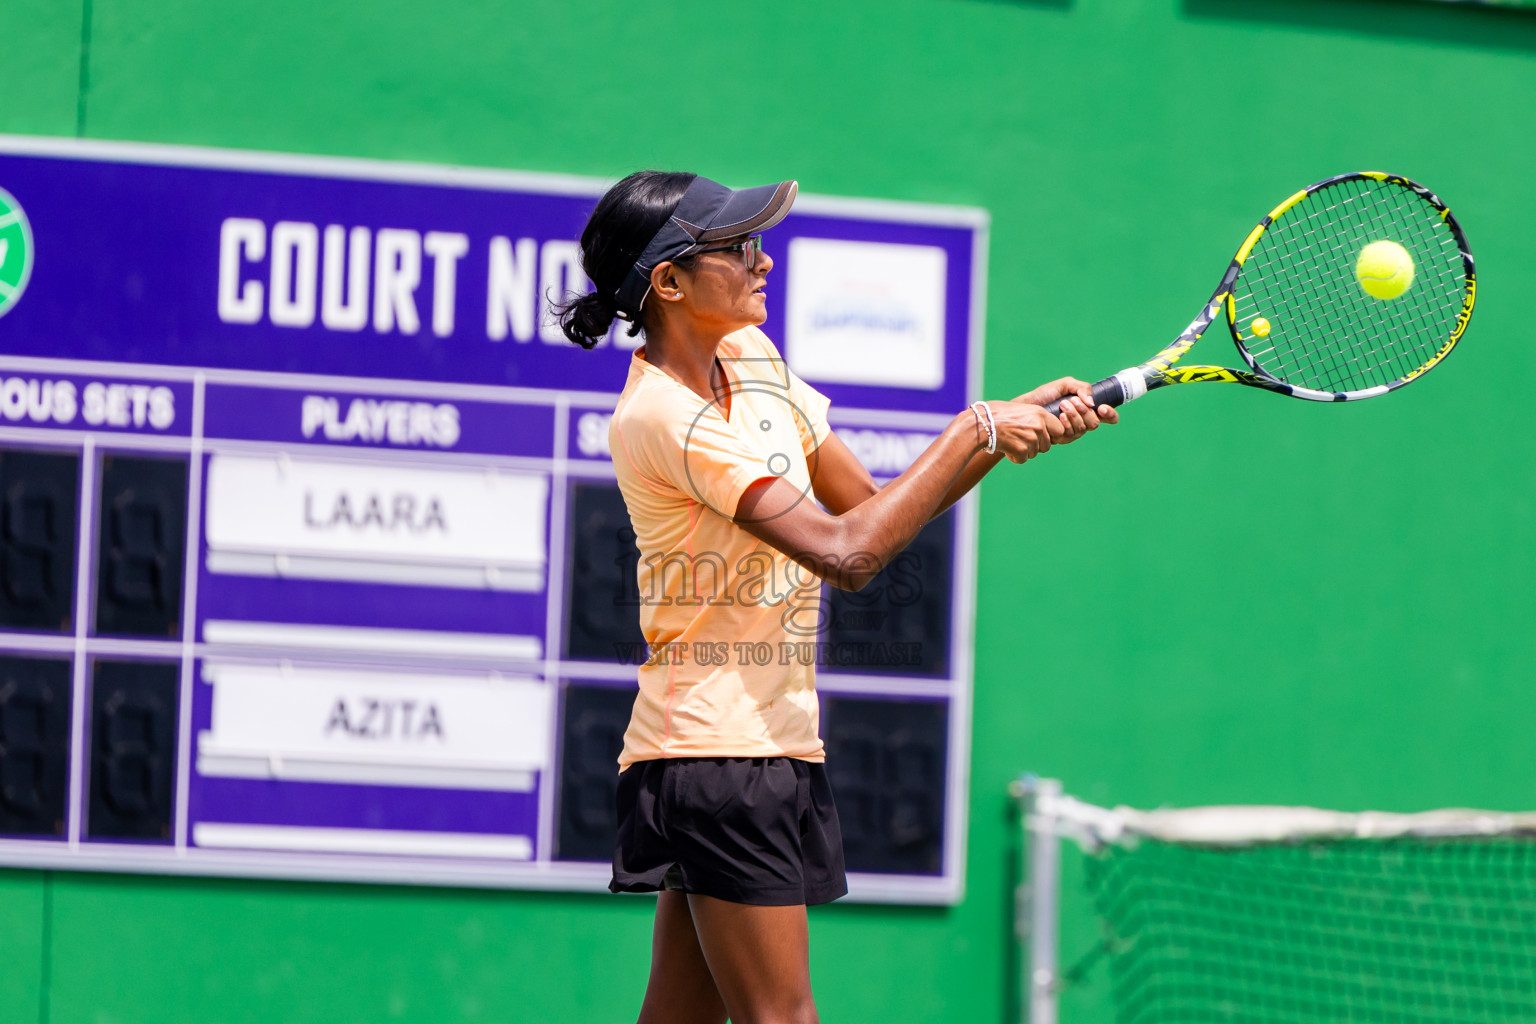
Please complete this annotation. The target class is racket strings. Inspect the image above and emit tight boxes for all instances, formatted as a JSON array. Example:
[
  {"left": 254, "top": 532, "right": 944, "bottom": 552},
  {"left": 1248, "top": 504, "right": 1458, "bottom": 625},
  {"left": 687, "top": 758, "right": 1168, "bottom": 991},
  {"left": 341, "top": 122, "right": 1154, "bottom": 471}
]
[
  {"left": 1245, "top": 184, "right": 1458, "bottom": 389},
  {"left": 1319, "top": 187, "right": 1461, "bottom": 385},
  {"left": 1231, "top": 178, "right": 1466, "bottom": 394},
  {"left": 1238, "top": 184, "right": 1462, "bottom": 390},
  {"left": 1244, "top": 186, "right": 1456, "bottom": 389}
]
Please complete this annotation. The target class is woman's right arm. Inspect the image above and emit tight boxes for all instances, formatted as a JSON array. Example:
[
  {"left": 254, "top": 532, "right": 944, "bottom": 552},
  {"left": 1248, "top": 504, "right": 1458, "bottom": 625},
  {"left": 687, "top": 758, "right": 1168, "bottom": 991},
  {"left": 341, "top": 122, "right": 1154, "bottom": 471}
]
[{"left": 735, "top": 398, "right": 1072, "bottom": 591}]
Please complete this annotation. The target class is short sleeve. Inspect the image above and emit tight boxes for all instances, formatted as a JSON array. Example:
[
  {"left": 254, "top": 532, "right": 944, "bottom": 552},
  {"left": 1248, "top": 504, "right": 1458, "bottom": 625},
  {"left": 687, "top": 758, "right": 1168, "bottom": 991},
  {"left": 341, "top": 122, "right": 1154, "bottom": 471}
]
[
  {"left": 785, "top": 364, "right": 832, "bottom": 456},
  {"left": 631, "top": 392, "right": 775, "bottom": 520},
  {"left": 737, "top": 326, "right": 832, "bottom": 457}
]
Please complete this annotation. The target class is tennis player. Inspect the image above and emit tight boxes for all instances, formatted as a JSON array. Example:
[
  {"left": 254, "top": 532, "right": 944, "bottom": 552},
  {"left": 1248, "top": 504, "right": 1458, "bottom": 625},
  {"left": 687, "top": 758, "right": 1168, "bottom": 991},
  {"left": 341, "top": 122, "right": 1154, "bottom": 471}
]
[{"left": 558, "top": 171, "right": 1116, "bottom": 1024}]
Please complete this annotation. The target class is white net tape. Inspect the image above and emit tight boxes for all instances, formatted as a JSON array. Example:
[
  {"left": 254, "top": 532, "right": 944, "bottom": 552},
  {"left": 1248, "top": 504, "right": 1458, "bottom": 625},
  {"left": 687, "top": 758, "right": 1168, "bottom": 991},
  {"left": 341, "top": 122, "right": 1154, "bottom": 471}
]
[{"left": 1029, "top": 788, "right": 1536, "bottom": 851}]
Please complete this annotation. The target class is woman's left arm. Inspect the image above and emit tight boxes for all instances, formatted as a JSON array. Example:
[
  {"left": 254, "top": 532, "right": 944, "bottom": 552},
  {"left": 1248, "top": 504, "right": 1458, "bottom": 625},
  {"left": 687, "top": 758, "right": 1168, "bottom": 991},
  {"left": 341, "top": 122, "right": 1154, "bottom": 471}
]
[
  {"left": 810, "top": 378, "right": 1119, "bottom": 519},
  {"left": 810, "top": 429, "right": 1004, "bottom": 521},
  {"left": 807, "top": 432, "right": 880, "bottom": 515}
]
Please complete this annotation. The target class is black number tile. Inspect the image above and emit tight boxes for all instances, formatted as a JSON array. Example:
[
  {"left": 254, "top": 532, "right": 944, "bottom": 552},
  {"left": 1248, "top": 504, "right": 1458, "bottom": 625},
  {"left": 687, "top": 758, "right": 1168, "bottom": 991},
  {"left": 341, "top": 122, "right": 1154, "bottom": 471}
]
[
  {"left": 86, "top": 659, "right": 178, "bottom": 842},
  {"left": 0, "top": 655, "right": 72, "bottom": 836},
  {"left": 555, "top": 682, "right": 634, "bottom": 862},
  {"left": 94, "top": 455, "right": 187, "bottom": 638},
  {"left": 0, "top": 449, "right": 79, "bottom": 632},
  {"left": 823, "top": 695, "right": 949, "bottom": 876}
]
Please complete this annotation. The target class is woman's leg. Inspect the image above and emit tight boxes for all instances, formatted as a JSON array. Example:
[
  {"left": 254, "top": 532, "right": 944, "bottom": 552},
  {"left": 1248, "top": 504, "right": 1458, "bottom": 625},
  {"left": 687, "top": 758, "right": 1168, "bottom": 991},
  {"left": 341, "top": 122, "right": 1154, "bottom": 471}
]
[
  {"left": 686, "top": 894, "right": 818, "bottom": 1024},
  {"left": 636, "top": 891, "right": 729, "bottom": 1024}
]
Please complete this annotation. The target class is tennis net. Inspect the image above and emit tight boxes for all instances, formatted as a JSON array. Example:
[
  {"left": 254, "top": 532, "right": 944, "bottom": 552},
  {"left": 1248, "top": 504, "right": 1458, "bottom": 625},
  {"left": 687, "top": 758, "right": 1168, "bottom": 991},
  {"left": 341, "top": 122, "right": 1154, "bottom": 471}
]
[{"left": 1014, "top": 777, "right": 1536, "bottom": 1024}]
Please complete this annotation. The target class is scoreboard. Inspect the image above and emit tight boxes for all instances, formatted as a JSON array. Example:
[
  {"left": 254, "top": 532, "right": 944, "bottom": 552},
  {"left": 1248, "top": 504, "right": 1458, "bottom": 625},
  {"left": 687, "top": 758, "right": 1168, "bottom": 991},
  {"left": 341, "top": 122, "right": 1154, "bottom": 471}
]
[{"left": 0, "top": 136, "right": 985, "bottom": 903}]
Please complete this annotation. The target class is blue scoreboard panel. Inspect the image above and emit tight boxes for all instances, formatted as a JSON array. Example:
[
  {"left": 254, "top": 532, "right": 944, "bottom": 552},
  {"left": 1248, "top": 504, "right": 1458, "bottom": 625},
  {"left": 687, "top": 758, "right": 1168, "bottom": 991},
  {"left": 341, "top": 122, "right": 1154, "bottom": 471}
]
[{"left": 0, "top": 136, "right": 985, "bottom": 903}]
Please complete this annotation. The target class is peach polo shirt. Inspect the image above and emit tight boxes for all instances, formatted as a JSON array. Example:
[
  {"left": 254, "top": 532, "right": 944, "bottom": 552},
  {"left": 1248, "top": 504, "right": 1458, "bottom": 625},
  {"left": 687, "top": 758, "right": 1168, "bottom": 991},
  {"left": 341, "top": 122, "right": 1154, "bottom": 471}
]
[{"left": 609, "top": 325, "right": 833, "bottom": 768}]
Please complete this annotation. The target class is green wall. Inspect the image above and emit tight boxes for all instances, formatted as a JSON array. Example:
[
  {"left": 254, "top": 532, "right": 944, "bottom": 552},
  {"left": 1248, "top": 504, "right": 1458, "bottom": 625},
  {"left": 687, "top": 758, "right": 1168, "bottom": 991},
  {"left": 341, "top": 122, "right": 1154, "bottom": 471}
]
[{"left": 3, "top": 1, "right": 1535, "bottom": 1021}]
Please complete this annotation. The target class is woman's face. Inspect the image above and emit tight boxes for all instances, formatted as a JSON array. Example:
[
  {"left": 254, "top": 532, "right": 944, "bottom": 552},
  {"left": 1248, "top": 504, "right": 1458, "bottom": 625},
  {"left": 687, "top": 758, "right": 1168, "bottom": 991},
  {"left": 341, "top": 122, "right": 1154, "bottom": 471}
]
[{"left": 669, "top": 236, "right": 775, "bottom": 334}]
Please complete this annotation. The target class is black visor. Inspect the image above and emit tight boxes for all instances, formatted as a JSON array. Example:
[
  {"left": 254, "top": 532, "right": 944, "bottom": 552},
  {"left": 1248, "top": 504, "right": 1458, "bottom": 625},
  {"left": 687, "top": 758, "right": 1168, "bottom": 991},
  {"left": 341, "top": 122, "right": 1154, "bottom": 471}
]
[{"left": 613, "top": 176, "right": 798, "bottom": 320}]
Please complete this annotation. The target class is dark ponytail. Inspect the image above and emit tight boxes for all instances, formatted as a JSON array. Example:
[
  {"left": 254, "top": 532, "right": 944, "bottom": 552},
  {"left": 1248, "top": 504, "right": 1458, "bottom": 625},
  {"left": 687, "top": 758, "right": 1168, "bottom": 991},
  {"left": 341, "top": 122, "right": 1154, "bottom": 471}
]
[{"left": 556, "top": 170, "right": 697, "bottom": 350}]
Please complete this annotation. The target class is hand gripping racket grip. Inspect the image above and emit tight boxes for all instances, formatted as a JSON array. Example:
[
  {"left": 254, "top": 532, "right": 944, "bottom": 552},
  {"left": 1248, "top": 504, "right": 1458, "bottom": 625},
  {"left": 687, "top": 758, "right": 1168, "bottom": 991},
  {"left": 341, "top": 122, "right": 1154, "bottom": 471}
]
[{"left": 1040, "top": 371, "right": 1135, "bottom": 417}]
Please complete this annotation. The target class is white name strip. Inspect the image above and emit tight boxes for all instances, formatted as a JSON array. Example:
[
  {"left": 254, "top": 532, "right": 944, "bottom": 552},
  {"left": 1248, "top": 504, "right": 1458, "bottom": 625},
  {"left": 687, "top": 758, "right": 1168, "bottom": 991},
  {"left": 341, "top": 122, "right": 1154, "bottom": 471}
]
[
  {"left": 202, "top": 620, "right": 543, "bottom": 662},
  {"left": 197, "top": 663, "right": 553, "bottom": 791},
  {"left": 193, "top": 824, "right": 533, "bottom": 860},
  {"left": 204, "top": 454, "right": 549, "bottom": 590}
]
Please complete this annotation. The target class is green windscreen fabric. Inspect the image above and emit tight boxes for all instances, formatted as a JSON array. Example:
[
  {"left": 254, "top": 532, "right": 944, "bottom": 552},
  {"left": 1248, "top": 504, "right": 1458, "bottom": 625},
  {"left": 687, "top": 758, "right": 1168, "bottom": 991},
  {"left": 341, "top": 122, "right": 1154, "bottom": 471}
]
[{"left": 1082, "top": 839, "right": 1536, "bottom": 1023}]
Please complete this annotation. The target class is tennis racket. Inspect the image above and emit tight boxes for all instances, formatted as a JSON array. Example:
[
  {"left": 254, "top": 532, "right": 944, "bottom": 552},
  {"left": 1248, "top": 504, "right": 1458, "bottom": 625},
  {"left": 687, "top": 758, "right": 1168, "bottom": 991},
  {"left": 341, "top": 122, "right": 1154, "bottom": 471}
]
[{"left": 1043, "top": 172, "right": 1475, "bottom": 416}]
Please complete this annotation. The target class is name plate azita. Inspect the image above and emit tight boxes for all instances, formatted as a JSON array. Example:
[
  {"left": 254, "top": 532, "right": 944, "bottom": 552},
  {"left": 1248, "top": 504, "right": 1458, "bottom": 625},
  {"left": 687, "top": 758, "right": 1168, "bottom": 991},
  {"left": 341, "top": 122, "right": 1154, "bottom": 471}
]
[{"left": 197, "top": 663, "right": 552, "bottom": 792}]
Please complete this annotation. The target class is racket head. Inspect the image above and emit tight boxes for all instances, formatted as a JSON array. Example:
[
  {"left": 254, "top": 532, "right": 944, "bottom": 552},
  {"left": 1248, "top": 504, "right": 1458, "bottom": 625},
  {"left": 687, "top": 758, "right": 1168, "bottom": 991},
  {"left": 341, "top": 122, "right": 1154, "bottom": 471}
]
[{"left": 1222, "top": 173, "right": 1475, "bottom": 401}]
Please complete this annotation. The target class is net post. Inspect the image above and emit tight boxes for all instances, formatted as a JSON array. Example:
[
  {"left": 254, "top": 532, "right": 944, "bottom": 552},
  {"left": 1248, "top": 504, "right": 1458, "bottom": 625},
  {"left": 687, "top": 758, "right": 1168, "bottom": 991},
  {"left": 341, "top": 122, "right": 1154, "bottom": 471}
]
[{"left": 1012, "top": 775, "right": 1062, "bottom": 1024}]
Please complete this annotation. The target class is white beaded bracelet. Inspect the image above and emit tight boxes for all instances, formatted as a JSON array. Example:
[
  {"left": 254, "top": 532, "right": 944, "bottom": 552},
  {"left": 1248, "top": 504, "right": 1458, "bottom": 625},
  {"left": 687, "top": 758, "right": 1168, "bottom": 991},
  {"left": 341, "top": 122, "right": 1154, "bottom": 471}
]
[{"left": 970, "top": 401, "right": 997, "bottom": 456}]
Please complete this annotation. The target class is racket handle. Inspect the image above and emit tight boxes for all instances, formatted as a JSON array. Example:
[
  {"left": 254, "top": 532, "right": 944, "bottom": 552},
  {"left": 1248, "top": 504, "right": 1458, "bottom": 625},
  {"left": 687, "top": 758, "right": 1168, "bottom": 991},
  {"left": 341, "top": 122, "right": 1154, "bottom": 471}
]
[{"left": 1041, "top": 373, "right": 1130, "bottom": 417}]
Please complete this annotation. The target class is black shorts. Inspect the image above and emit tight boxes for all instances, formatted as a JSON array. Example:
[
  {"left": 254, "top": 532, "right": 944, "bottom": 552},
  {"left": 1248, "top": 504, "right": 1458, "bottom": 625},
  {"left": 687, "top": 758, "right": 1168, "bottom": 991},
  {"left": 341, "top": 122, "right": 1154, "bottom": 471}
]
[{"left": 610, "top": 756, "right": 848, "bottom": 907}]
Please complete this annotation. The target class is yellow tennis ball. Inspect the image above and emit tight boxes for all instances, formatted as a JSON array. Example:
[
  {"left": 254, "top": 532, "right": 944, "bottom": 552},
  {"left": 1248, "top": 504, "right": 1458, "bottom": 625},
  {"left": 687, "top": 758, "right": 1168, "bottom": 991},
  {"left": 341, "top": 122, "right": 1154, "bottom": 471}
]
[
  {"left": 1356, "top": 240, "right": 1415, "bottom": 300},
  {"left": 1251, "top": 317, "right": 1271, "bottom": 337}
]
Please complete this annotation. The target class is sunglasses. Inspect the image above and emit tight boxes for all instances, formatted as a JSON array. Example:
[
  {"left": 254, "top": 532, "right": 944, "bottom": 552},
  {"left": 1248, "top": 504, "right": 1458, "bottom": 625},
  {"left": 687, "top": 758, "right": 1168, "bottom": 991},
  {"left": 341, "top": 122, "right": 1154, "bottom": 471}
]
[{"left": 692, "top": 234, "right": 764, "bottom": 272}]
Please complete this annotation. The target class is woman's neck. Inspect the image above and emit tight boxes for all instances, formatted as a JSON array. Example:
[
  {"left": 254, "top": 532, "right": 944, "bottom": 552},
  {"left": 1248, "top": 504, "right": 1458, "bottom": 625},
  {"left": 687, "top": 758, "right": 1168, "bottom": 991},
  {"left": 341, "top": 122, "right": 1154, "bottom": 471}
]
[{"left": 643, "top": 323, "right": 731, "bottom": 404}]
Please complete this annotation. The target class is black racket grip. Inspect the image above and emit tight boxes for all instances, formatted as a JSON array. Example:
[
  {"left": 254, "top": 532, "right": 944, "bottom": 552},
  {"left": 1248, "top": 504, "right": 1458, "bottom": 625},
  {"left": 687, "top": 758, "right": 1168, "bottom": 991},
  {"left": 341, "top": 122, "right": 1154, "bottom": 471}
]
[{"left": 1041, "top": 375, "right": 1126, "bottom": 417}]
